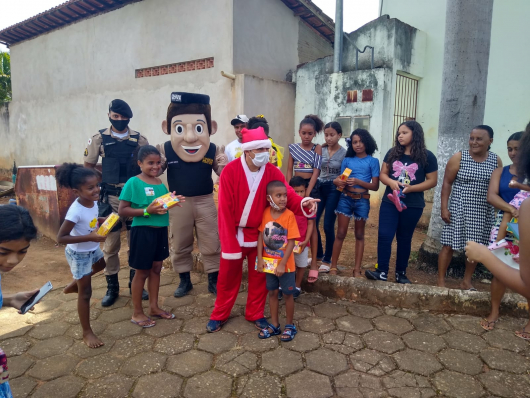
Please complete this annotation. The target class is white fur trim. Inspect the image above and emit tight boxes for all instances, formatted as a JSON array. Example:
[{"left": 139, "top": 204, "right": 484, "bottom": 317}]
[
  {"left": 301, "top": 197, "right": 317, "bottom": 217},
  {"left": 241, "top": 139, "right": 271, "bottom": 151},
  {"left": 240, "top": 241, "right": 258, "bottom": 247},
  {"left": 239, "top": 158, "right": 266, "bottom": 228},
  {"left": 222, "top": 252, "right": 242, "bottom": 260}
]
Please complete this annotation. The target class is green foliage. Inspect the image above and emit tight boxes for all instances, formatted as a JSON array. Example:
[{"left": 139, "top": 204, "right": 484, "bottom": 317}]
[{"left": 0, "top": 51, "right": 11, "bottom": 102}]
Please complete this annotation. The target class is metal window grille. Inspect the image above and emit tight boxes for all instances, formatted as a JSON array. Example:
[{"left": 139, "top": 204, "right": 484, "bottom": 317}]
[{"left": 393, "top": 74, "right": 419, "bottom": 134}]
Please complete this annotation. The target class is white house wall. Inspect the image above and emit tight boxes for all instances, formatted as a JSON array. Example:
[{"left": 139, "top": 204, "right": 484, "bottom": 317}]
[
  {"left": 7, "top": 0, "right": 235, "bottom": 169},
  {"left": 381, "top": 0, "right": 530, "bottom": 163}
]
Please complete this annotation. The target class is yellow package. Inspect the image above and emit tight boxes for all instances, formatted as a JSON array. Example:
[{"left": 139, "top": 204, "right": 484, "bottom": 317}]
[
  {"left": 156, "top": 192, "right": 180, "bottom": 209},
  {"left": 293, "top": 241, "right": 303, "bottom": 254},
  {"left": 337, "top": 168, "right": 352, "bottom": 192},
  {"left": 254, "top": 257, "right": 279, "bottom": 274},
  {"left": 97, "top": 213, "right": 120, "bottom": 236}
]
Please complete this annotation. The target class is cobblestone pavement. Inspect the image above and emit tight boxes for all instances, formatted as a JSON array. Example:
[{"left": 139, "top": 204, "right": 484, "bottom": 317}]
[{"left": 2, "top": 269, "right": 530, "bottom": 398}]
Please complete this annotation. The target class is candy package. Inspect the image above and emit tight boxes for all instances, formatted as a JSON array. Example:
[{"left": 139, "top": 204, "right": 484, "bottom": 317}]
[
  {"left": 255, "top": 257, "right": 279, "bottom": 274},
  {"left": 156, "top": 192, "right": 180, "bottom": 209},
  {"left": 337, "top": 168, "right": 352, "bottom": 192},
  {"left": 97, "top": 213, "right": 120, "bottom": 236}
]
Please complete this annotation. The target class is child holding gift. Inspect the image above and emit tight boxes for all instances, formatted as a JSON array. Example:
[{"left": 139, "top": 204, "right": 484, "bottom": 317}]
[
  {"left": 56, "top": 163, "right": 107, "bottom": 348},
  {"left": 118, "top": 145, "right": 184, "bottom": 328},
  {"left": 257, "top": 181, "right": 300, "bottom": 341}
]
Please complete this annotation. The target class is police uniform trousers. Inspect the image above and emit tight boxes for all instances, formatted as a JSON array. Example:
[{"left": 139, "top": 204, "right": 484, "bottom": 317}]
[
  {"left": 169, "top": 193, "right": 220, "bottom": 274},
  {"left": 103, "top": 194, "right": 130, "bottom": 275}
]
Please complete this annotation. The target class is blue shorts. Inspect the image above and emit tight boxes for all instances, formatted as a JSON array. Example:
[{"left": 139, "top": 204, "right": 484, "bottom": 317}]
[
  {"left": 335, "top": 195, "right": 370, "bottom": 220},
  {"left": 266, "top": 272, "right": 296, "bottom": 294},
  {"left": 65, "top": 247, "right": 104, "bottom": 280}
]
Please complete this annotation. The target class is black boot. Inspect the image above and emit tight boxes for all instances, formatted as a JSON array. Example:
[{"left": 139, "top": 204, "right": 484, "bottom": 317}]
[
  {"left": 174, "top": 272, "right": 193, "bottom": 297},
  {"left": 101, "top": 274, "right": 120, "bottom": 307},
  {"left": 129, "top": 269, "right": 149, "bottom": 300},
  {"left": 208, "top": 271, "right": 218, "bottom": 295}
]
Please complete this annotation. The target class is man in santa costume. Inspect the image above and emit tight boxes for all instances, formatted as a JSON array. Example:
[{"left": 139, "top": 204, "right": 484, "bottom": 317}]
[{"left": 206, "top": 126, "right": 319, "bottom": 332}]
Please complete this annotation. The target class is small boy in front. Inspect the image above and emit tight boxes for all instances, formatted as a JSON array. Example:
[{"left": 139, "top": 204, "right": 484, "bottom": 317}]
[
  {"left": 289, "top": 176, "right": 314, "bottom": 299},
  {"left": 257, "top": 180, "right": 300, "bottom": 341}
]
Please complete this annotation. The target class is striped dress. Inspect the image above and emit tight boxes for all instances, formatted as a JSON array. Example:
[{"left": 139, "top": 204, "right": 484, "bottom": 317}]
[{"left": 441, "top": 150, "right": 498, "bottom": 250}]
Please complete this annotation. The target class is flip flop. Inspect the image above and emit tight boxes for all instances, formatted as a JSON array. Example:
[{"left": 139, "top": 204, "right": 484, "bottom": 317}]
[
  {"left": 480, "top": 318, "right": 498, "bottom": 331},
  {"left": 466, "top": 287, "right": 478, "bottom": 292},
  {"left": 515, "top": 326, "right": 530, "bottom": 340},
  {"left": 150, "top": 312, "right": 176, "bottom": 320},
  {"left": 308, "top": 269, "right": 319, "bottom": 283},
  {"left": 329, "top": 267, "right": 338, "bottom": 275},
  {"left": 131, "top": 318, "right": 156, "bottom": 328},
  {"left": 318, "top": 264, "right": 330, "bottom": 273}
]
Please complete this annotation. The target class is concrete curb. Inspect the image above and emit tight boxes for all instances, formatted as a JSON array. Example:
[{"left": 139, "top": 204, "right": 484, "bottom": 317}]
[{"left": 302, "top": 274, "right": 529, "bottom": 318}]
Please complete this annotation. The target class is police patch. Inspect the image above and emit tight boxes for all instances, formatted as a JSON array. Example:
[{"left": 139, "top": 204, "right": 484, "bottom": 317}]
[
  {"left": 88, "top": 138, "right": 92, "bottom": 145},
  {"left": 84, "top": 148, "right": 88, "bottom": 156},
  {"left": 129, "top": 137, "right": 138, "bottom": 142}
]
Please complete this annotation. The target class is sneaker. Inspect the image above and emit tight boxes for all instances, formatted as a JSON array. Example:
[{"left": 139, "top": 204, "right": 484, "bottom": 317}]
[
  {"left": 278, "top": 288, "right": 283, "bottom": 300},
  {"left": 293, "top": 289, "right": 301, "bottom": 299},
  {"left": 395, "top": 272, "right": 411, "bottom": 284},
  {"left": 365, "top": 270, "right": 388, "bottom": 281}
]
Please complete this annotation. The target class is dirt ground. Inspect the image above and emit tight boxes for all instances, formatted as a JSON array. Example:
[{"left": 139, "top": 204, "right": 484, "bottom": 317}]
[{"left": 1, "top": 194, "right": 492, "bottom": 294}]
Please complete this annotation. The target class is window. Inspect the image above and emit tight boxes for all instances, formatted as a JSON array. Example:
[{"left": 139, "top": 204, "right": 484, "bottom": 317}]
[
  {"left": 353, "top": 116, "right": 370, "bottom": 131},
  {"left": 336, "top": 117, "right": 352, "bottom": 135}
]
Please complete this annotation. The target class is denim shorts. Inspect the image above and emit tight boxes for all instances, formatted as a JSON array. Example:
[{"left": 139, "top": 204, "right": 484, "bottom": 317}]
[
  {"left": 65, "top": 247, "right": 104, "bottom": 280},
  {"left": 266, "top": 272, "right": 296, "bottom": 294},
  {"left": 335, "top": 195, "right": 370, "bottom": 220}
]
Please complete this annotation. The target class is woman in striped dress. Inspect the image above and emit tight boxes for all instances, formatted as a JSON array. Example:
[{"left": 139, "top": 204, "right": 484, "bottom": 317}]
[{"left": 438, "top": 125, "right": 502, "bottom": 290}]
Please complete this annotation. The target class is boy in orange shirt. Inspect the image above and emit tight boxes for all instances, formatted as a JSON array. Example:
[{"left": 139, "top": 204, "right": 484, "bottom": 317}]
[{"left": 257, "top": 180, "right": 300, "bottom": 341}]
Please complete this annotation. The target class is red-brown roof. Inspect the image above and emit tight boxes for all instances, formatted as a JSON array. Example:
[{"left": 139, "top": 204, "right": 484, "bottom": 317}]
[
  {"left": 281, "top": 0, "right": 335, "bottom": 43},
  {"left": 0, "top": 0, "right": 335, "bottom": 47},
  {"left": 0, "top": 0, "right": 141, "bottom": 47}
]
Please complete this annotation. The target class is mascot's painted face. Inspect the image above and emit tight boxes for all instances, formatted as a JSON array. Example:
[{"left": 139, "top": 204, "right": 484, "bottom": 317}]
[{"left": 163, "top": 113, "right": 215, "bottom": 162}]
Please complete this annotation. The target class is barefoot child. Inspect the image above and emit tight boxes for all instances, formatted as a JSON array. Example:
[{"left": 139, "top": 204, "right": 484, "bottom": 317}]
[
  {"left": 289, "top": 177, "right": 314, "bottom": 298},
  {"left": 56, "top": 163, "right": 107, "bottom": 348},
  {"left": 0, "top": 205, "right": 40, "bottom": 397},
  {"left": 493, "top": 181, "right": 530, "bottom": 244},
  {"left": 257, "top": 181, "right": 300, "bottom": 341},
  {"left": 118, "top": 145, "right": 184, "bottom": 328},
  {"left": 331, "top": 129, "right": 379, "bottom": 277}
]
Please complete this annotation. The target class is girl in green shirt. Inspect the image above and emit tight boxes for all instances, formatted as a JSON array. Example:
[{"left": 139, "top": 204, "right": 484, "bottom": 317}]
[{"left": 119, "top": 145, "right": 185, "bottom": 328}]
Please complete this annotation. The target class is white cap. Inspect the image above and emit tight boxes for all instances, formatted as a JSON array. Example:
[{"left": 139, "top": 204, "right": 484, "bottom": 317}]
[{"left": 231, "top": 115, "right": 249, "bottom": 125}]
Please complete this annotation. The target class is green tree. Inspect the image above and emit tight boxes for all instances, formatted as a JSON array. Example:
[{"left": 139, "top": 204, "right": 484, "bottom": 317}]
[{"left": 0, "top": 51, "right": 11, "bottom": 102}]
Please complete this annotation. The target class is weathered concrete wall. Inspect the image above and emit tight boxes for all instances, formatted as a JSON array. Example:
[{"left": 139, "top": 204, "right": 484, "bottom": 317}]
[
  {"left": 382, "top": 0, "right": 530, "bottom": 163},
  {"left": 297, "top": 20, "right": 333, "bottom": 65},
  {"left": 242, "top": 74, "right": 296, "bottom": 175},
  {"left": 8, "top": 0, "right": 236, "bottom": 167},
  {"left": 0, "top": 102, "right": 12, "bottom": 180}
]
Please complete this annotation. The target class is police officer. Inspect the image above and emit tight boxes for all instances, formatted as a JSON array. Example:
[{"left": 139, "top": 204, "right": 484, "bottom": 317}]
[{"left": 83, "top": 99, "right": 149, "bottom": 306}]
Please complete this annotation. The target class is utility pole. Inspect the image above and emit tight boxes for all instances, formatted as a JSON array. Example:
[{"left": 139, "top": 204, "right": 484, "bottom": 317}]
[{"left": 333, "top": 0, "right": 343, "bottom": 73}]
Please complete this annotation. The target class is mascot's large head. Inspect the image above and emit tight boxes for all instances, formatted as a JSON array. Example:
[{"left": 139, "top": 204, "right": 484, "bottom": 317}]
[{"left": 162, "top": 92, "right": 217, "bottom": 162}]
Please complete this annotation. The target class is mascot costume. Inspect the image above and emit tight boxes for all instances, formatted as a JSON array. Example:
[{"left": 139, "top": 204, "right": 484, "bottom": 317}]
[{"left": 159, "top": 92, "right": 227, "bottom": 297}]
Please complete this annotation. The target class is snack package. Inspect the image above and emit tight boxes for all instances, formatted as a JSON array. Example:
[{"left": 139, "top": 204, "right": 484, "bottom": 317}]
[
  {"left": 254, "top": 257, "right": 279, "bottom": 274},
  {"left": 156, "top": 192, "right": 180, "bottom": 209},
  {"left": 336, "top": 168, "right": 352, "bottom": 192},
  {"left": 97, "top": 213, "right": 120, "bottom": 236},
  {"left": 293, "top": 241, "right": 303, "bottom": 254}
]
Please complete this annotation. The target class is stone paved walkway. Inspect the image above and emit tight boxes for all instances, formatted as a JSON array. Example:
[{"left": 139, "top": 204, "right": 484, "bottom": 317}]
[{"left": 1, "top": 269, "right": 530, "bottom": 398}]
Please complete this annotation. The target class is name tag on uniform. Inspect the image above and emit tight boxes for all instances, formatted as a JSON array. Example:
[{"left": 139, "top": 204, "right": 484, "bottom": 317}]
[
  {"left": 202, "top": 157, "right": 213, "bottom": 165},
  {"left": 145, "top": 187, "right": 155, "bottom": 196},
  {"left": 129, "top": 138, "right": 138, "bottom": 142}
]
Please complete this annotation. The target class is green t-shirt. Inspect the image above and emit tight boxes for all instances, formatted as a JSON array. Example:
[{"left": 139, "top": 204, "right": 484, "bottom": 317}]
[{"left": 119, "top": 176, "right": 169, "bottom": 227}]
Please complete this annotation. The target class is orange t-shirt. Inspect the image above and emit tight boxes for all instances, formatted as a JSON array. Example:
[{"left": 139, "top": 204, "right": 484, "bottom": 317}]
[{"left": 258, "top": 207, "right": 300, "bottom": 272}]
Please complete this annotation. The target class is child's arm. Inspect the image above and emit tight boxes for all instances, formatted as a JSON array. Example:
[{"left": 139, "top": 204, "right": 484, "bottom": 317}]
[
  {"left": 57, "top": 220, "right": 106, "bottom": 244},
  {"left": 379, "top": 162, "right": 401, "bottom": 191},
  {"left": 495, "top": 212, "right": 512, "bottom": 241},
  {"left": 118, "top": 199, "right": 167, "bottom": 218},
  {"left": 3, "top": 290, "right": 40, "bottom": 313},
  {"left": 305, "top": 145, "right": 322, "bottom": 197},
  {"left": 257, "top": 232, "right": 264, "bottom": 272},
  {"left": 300, "top": 220, "right": 314, "bottom": 251},
  {"left": 287, "top": 152, "right": 294, "bottom": 182},
  {"left": 276, "top": 239, "right": 295, "bottom": 277},
  {"left": 488, "top": 168, "right": 517, "bottom": 215}
]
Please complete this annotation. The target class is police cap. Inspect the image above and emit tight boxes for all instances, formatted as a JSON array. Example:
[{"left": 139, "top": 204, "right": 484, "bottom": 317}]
[
  {"left": 171, "top": 92, "right": 210, "bottom": 105},
  {"left": 109, "top": 99, "right": 133, "bottom": 118}
]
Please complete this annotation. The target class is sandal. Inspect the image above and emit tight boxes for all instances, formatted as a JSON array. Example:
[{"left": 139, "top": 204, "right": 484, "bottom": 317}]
[
  {"left": 254, "top": 317, "right": 269, "bottom": 330},
  {"left": 308, "top": 269, "right": 319, "bottom": 283},
  {"left": 150, "top": 311, "right": 176, "bottom": 320},
  {"left": 318, "top": 263, "right": 331, "bottom": 273},
  {"left": 515, "top": 326, "right": 530, "bottom": 340},
  {"left": 480, "top": 318, "right": 498, "bottom": 331},
  {"left": 206, "top": 319, "right": 228, "bottom": 333},
  {"left": 281, "top": 324, "right": 298, "bottom": 342},
  {"left": 258, "top": 323, "right": 281, "bottom": 339},
  {"left": 131, "top": 318, "right": 156, "bottom": 328},
  {"left": 329, "top": 267, "right": 338, "bottom": 275}
]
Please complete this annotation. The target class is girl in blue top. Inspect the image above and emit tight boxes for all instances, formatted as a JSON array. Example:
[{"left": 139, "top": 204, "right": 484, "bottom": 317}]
[
  {"left": 331, "top": 129, "right": 380, "bottom": 276},
  {"left": 0, "top": 205, "right": 39, "bottom": 398},
  {"left": 119, "top": 145, "right": 185, "bottom": 328}
]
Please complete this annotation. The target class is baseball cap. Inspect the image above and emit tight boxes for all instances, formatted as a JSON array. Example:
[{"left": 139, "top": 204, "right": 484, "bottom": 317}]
[{"left": 231, "top": 115, "right": 249, "bottom": 126}]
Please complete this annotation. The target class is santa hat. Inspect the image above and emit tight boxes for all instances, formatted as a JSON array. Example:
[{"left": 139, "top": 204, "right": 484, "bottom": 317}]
[{"left": 240, "top": 127, "right": 272, "bottom": 151}]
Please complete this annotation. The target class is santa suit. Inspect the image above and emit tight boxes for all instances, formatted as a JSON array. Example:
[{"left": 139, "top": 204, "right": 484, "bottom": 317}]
[{"left": 210, "top": 156, "right": 312, "bottom": 322}]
